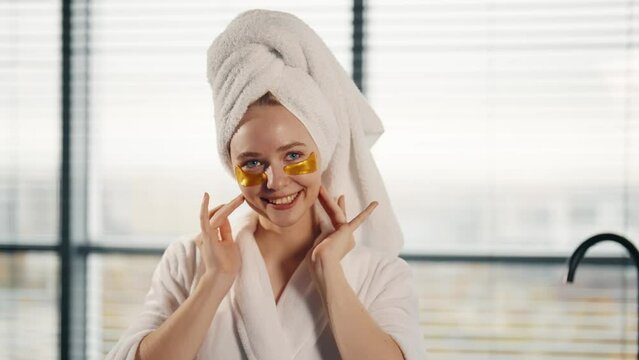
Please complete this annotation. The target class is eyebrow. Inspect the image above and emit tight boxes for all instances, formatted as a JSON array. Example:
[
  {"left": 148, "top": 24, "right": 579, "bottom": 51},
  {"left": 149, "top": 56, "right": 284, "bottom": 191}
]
[{"left": 235, "top": 141, "right": 307, "bottom": 161}]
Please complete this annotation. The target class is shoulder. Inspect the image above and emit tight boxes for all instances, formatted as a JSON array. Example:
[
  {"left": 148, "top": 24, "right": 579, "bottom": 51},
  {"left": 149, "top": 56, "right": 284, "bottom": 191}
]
[
  {"left": 163, "top": 234, "right": 198, "bottom": 263},
  {"left": 343, "top": 243, "right": 413, "bottom": 296},
  {"left": 157, "top": 233, "right": 200, "bottom": 285},
  {"left": 347, "top": 243, "right": 411, "bottom": 275}
]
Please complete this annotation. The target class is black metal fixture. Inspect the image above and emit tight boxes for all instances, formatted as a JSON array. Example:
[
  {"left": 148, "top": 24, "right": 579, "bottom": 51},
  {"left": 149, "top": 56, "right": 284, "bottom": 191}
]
[{"left": 565, "top": 233, "right": 638, "bottom": 360}]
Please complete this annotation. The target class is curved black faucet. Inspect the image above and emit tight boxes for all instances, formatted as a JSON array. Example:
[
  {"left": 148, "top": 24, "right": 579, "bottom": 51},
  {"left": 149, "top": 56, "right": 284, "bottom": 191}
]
[{"left": 565, "top": 233, "right": 638, "bottom": 359}]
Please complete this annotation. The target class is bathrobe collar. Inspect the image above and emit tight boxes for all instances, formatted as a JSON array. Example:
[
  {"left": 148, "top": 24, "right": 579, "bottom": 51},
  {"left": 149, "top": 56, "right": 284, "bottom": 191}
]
[{"left": 230, "top": 205, "right": 335, "bottom": 360}]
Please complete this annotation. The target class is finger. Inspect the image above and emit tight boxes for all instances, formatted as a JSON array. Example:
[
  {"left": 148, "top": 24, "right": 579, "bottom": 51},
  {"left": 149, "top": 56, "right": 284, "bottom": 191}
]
[
  {"left": 200, "top": 193, "right": 211, "bottom": 235},
  {"left": 318, "top": 186, "right": 346, "bottom": 225},
  {"left": 337, "top": 195, "right": 346, "bottom": 216},
  {"left": 348, "top": 201, "right": 379, "bottom": 230},
  {"left": 210, "top": 194, "right": 245, "bottom": 227},
  {"left": 311, "top": 244, "right": 321, "bottom": 263},
  {"left": 218, "top": 217, "right": 233, "bottom": 243},
  {"left": 205, "top": 204, "right": 226, "bottom": 240},
  {"left": 318, "top": 188, "right": 341, "bottom": 226},
  {"left": 208, "top": 204, "right": 225, "bottom": 219}
]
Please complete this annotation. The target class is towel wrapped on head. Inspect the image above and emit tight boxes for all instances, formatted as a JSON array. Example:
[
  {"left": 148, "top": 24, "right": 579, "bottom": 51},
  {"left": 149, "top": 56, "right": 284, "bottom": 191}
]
[{"left": 206, "top": 9, "right": 403, "bottom": 256}]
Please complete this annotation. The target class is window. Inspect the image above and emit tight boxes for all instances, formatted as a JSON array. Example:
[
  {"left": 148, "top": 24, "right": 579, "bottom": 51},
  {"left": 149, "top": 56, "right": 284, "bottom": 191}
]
[
  {"left": 0, "top": 0, "right": 61, "bottom": 244},
  {"left": 367, "top": 0, "right": 639, "bottom": 255},
  {"left": 3, "top": 0, "right": 638, "bottom": 359}
]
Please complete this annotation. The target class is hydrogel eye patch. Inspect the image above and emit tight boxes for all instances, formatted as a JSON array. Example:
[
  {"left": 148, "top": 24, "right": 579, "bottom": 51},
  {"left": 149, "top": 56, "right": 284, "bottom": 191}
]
[{"left": 234, "top": 152, "right": 318, "bottom": 187}]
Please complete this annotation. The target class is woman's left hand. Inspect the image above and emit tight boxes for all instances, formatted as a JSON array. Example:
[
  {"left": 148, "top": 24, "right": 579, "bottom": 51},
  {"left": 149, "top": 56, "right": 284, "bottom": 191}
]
[{"left": 310, "top": 185, "right": 378, "bottom": 267}]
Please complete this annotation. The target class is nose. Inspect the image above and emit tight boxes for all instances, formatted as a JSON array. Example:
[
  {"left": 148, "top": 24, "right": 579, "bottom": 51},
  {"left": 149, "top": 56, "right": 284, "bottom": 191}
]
[{"left": 265, "top": 164, "right": 290, "bottom": 190}]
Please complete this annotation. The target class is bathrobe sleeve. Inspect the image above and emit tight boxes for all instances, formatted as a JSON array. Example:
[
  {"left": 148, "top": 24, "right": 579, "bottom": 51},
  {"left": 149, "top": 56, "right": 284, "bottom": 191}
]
[
  {"left": 105, "top": 238, "right": 196, "bottom": 360},
  {"left": 367, "top": 255, "right": 428, "bottom": 360}
]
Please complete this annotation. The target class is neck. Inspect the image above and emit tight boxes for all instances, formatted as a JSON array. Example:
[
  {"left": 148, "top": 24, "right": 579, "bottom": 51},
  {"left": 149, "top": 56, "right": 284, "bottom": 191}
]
[{"left": 255, "top": 206, "right": 321, "bottom": 264}]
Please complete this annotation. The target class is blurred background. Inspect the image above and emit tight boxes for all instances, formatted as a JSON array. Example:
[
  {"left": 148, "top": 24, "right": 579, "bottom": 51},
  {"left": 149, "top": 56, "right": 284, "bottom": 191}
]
[{"left": 1, "top": 0, "right": 638, "bottom": 359}]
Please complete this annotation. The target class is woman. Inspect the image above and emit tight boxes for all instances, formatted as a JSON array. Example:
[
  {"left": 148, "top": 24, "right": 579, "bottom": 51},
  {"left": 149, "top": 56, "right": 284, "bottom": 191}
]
[{"left": 106, "top": 9, "right": 426, "bottom": 360}]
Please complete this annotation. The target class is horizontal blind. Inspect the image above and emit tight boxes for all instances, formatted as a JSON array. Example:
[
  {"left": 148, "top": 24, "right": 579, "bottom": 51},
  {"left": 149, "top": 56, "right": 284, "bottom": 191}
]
[
  {"left": 79, "top": 1, "right": 353, "bottom": 245},
  {"left": 367, "top": 0, "right": 639, "bottom": 255},
  {"left": 0, "top": 253, "right": 58, "bottom": 360},
  {"left": 0, "top": 0, "right": 61, "bottom": 244},
  {"left": 414, "top": 261, "right": 636, "bottom": 359},
  {"left": 86, "top": 254, "right": 159, "bottom": 359}
]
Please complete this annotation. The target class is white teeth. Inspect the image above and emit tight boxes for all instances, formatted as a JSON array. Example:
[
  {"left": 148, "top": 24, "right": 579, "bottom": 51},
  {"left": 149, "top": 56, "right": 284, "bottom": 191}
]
[{"left": 269, "top": 191, "right": 300, "bottom": 205}]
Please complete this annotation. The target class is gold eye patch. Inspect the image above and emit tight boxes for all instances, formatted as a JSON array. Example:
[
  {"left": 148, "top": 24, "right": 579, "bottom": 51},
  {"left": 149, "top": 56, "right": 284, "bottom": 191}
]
[
  {"left": 283, "top": 151, "right": 317, "bottom": 176},
  {"left": 234, "top": 166, "right": 267, "bottom": 187},
  {"left": 234, "top": 152, "right": 318, "bottom": 187}
]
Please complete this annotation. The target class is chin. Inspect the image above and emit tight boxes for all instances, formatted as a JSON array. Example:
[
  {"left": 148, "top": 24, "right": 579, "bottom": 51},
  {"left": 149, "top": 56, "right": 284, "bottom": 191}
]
[{"left": 266, "top": 215, "right": 302, "bottom": 228}]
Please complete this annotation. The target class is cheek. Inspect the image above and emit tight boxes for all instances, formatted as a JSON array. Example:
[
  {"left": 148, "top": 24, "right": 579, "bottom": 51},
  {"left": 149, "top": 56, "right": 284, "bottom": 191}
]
[
  {"left": 299, "top": 174, "right": 321, "bottom": 198},
  {"left": 238, "top": 185, "right": 261, "bottom": 201},
  {"left": 240, "top": 186, "right": 267, "bottom": 213}
]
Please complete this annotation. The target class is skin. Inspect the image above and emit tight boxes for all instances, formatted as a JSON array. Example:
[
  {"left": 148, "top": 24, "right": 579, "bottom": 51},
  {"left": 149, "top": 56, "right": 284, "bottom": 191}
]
[
  {"left": 136, "top": 103, "right": 405, "bottom": 360},
  {"left": 229, "top": 103, "right": 325, "bottom": 275}
]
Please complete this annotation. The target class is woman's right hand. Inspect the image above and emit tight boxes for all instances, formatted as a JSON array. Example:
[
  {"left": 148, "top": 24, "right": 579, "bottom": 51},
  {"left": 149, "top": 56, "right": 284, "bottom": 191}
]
[{"left": 196, "top": 192, "right": 245, "bottom": 284}]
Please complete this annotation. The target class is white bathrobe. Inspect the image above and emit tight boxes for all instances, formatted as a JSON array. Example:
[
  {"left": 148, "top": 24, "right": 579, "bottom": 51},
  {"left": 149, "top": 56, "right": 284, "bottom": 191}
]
[{"left": 105, "top": 210, "right": 427, "bottom": 360}]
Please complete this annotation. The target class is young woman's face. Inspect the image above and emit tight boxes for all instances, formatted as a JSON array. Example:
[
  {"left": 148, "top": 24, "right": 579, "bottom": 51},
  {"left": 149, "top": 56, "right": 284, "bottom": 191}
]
[{"left": 229, "top": 104, "right": 322, "bottom": 228}]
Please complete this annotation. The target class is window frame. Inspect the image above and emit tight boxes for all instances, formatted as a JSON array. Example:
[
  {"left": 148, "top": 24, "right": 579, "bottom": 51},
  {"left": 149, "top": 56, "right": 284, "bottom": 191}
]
[{"left": 0, "top": 0, "right": 633, "bottom": 358}]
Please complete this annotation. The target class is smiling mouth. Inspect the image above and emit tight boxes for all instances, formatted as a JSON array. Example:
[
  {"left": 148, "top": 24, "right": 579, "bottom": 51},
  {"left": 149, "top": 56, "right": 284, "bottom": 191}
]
[{"left": 261, "top": 190, "right": 303, "bottom": 206}]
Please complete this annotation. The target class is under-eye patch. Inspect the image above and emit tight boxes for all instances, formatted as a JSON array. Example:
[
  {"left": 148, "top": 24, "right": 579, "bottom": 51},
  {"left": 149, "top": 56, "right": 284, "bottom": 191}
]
[
  {"left": 283, "top": 151, "right": 317, "bottom": 176},
  {"left": 234, "top": 166, "right": 267, "bottom": 187},
  {"left": 234, "top": 152, "right": 318, "bottom": 187}
]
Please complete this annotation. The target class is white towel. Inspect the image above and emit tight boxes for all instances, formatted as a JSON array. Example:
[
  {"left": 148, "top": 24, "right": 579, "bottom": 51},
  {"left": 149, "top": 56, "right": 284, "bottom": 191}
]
[{"left": 206, "top": 9, "right": 404, "bottom": 256}]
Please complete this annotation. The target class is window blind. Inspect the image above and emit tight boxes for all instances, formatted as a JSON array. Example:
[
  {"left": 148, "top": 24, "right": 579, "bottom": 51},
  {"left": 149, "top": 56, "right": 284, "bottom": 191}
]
[
  {"left": 3, "top": 1, "right": 638, "bottom": 359},
  {"left": 415, "top": 261, "right": 636, "bottom": 359},
  {"left": 0, "top": 253, "right": 58, "bottom": 360},
  {"left": 0, "top": 0, "right": 61, "bottom": 244},
  {"left": 367, "top": 0, "right": 639, "bottom": 255}
]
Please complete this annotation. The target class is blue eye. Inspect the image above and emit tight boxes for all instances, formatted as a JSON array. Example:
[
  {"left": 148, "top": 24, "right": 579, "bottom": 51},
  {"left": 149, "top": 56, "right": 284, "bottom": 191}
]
[
  {"left": 243, "top": 160, "right": 262, "bottom": 169},
  {"left": 286, "top": 152, "right": 302, "bottom": 161}
]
